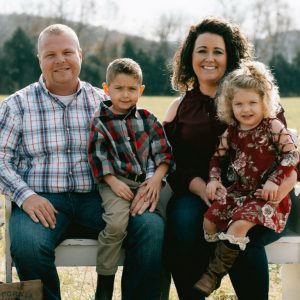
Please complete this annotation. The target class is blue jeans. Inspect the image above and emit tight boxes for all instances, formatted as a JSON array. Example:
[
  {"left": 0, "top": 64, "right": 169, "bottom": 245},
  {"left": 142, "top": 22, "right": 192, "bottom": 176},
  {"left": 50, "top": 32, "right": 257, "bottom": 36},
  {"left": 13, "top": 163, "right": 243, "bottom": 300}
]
[
  {"left": 10, "top": 192, "right": 164, "bottom": 300},
  {"left": 165, "top": 192, "right": 286, "bottom": 300}
]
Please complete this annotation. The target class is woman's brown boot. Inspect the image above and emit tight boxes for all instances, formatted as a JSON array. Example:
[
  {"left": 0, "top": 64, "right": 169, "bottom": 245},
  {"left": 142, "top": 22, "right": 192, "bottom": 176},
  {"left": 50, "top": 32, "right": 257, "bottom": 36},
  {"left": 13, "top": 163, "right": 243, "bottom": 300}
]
[{"left": 193, "top": 241, "right": 240, "bottom": 296}]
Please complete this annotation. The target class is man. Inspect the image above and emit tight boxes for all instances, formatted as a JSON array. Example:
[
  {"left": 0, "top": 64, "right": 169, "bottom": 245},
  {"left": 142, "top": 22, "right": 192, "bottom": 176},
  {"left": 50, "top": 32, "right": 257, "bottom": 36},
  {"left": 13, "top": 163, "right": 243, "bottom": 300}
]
[{"left": 0, "top": 24, "right": 165, "bottom": 300}]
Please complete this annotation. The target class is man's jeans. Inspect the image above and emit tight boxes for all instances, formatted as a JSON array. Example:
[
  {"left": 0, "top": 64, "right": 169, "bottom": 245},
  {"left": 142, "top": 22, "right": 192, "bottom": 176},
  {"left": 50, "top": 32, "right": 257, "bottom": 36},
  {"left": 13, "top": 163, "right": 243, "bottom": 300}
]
[{"left": 10, "top": 191, "right": 164, "bottom": 300}]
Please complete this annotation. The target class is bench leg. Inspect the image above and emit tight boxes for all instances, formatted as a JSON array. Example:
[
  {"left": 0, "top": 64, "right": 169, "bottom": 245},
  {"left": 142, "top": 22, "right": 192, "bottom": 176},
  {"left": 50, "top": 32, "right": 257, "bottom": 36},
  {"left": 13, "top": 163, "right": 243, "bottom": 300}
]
[{"left": 282, "top": 264, "right": 300, "bottom": 300}]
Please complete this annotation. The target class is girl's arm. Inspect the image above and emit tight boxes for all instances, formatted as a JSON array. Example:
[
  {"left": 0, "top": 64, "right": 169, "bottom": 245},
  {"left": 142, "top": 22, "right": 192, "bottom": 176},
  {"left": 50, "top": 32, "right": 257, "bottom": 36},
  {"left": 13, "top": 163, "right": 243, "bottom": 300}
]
[
  {"left": 268, "top": 119, "right": 299, "bottom": 185},
  {"left": 261, "top": 119, "right": 299, "bottom": 202}
]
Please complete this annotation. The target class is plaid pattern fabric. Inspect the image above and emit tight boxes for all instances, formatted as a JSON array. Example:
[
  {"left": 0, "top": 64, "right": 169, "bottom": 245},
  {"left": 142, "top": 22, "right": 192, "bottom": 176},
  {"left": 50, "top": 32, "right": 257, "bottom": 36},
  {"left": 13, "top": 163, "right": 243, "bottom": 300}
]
[
  {"left": 0, "top": 75, "right": 107, "bottom": 207},
  {"left": 88, "top": 100, "right": 174, "bottom": 181}
]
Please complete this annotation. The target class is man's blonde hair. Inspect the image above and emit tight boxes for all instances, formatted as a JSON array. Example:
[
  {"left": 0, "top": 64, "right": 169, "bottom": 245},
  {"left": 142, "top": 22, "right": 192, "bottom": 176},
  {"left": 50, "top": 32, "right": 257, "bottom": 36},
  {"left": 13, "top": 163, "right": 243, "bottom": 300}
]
[
  {"left": 37, "top": 24, "right": 81, "bottom": 54},
  {"left": 217, "top": 60, "right": 280, "bottom": 125}
]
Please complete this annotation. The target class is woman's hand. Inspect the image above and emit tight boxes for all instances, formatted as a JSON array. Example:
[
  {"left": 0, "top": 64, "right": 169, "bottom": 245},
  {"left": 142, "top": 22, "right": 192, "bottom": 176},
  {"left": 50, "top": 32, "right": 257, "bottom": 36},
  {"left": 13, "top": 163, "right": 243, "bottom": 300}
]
[
  {"left": 206, "top": 180, "right": 227, "bottom": 202},
  {"left": 189, "top": 177, "right": 211, "bottom": 207}
]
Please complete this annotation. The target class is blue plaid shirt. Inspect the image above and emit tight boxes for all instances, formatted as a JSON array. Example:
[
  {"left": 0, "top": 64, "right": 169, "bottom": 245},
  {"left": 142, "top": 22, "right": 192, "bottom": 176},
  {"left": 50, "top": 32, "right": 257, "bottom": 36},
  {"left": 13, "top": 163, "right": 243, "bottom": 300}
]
[{"left": 0, "top": 76, "right": 108, "bottom": 207}]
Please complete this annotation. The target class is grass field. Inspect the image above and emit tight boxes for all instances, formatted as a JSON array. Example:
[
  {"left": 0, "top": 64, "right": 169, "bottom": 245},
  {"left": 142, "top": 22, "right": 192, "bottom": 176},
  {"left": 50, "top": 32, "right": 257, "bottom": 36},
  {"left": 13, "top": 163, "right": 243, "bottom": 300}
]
[{"left": 0, "top": 95, "right": 299, "bottom": 299}]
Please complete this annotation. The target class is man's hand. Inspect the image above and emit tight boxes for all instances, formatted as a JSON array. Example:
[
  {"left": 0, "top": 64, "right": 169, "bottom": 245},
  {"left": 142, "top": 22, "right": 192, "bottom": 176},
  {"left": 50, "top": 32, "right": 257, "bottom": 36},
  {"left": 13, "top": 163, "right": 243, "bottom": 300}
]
[{"left": 22, "top": 194, "right": 58, "bottom": 229}]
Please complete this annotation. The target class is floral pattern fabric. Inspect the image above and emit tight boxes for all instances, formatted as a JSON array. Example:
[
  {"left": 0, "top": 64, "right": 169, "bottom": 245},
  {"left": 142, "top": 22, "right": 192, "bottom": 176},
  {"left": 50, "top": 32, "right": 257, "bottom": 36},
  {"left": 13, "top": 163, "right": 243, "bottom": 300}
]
[{"left": 205, "top": 118, "right": 299, "bottom": 233}]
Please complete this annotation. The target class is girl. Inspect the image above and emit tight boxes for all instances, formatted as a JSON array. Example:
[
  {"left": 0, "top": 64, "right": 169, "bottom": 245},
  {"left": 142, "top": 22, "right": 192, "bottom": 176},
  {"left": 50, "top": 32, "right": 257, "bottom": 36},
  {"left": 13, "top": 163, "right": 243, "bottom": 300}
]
[{"left": 194, "top": 61, "right": 299, "bottom": 296}]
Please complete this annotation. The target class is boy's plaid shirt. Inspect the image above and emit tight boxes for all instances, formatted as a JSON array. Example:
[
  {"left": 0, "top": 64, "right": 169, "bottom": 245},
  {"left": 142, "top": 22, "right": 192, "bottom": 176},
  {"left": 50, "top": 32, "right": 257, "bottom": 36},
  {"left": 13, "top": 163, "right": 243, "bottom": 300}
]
[
  {"left": 88, "top": 100, "right": 174, "bottom": 181},
  {"left": 0, "top": 76, "right": 107, "bottom": 207}
]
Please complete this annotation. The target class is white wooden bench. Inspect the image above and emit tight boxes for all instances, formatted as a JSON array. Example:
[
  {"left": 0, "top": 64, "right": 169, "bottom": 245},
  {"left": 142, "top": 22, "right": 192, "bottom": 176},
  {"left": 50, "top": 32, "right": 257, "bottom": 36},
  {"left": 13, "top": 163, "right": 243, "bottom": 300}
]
[{"left": 3, "top": 186, "right": 300, "bottom": 300}]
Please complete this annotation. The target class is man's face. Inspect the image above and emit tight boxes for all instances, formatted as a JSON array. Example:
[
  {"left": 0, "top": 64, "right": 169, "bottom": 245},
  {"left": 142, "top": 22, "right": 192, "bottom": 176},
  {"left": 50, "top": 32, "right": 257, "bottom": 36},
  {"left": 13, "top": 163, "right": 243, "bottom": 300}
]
[{"left": 38, "top": 32, "right": 82, "bottom": 95}]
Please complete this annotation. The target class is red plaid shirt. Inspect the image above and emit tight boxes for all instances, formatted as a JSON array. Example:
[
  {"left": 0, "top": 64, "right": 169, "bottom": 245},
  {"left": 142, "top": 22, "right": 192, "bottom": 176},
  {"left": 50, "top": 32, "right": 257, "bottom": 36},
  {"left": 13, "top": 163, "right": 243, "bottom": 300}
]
[{"left": 88, "top": 100, "right": 174, "bottom": 181}]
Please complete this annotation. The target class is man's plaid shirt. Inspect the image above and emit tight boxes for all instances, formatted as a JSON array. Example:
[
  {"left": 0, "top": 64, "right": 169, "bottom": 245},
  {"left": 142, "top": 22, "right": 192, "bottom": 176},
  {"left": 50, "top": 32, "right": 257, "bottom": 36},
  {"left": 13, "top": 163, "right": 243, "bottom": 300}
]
[
  {"left": 88, "top": 100, "right": 174, "bottom": 182},
  {"left": 0, "top": 76, "right": 107, "bottom": 207}
]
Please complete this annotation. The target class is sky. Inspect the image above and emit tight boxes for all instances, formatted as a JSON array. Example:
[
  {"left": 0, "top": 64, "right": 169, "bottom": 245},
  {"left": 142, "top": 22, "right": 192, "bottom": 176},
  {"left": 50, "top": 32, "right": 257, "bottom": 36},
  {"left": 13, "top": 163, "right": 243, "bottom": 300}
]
[{"left": 1, "top": 0, "right": 300, "bottom": 41}]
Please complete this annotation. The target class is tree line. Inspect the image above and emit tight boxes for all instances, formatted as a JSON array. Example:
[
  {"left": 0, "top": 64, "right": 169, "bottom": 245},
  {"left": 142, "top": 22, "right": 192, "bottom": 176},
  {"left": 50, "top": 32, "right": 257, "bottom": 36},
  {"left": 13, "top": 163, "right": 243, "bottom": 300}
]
[{"left": 0, "top": 27, "right": 299, "bottom": 97}]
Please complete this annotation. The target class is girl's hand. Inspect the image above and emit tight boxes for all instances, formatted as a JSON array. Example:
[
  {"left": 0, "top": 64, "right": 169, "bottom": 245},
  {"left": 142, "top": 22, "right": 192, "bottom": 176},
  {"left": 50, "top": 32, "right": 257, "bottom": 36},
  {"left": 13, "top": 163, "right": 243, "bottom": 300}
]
[
  {"left": 261, "top": 180, "right": 279, "bottom": 202},
  {"left": 255, "top": 170, "right": 297, "bottom": 204}
]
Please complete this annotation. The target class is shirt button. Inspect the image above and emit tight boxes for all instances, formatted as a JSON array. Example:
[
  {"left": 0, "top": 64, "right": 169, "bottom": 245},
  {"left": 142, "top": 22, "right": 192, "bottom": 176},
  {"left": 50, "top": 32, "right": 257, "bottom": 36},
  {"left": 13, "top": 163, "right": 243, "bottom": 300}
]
[
  {"left": 67, "top": 149, "right": 71, "bottom": 153},
  {"left": 66, "top": 128, "right": 70, "bottom": 131},
  {"left": 69, "top": 171, "right": 73, "bottom": 175},
  {"left": 127, "top": 137, "right": 130, "bottom": 141}
]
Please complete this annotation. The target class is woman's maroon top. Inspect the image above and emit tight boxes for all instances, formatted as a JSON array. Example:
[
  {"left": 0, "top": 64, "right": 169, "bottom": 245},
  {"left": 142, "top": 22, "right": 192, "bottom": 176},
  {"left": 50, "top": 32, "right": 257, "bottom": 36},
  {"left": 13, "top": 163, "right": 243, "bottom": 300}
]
[{"left": 163, "top": 88, "right": 287, "bottom": 195}]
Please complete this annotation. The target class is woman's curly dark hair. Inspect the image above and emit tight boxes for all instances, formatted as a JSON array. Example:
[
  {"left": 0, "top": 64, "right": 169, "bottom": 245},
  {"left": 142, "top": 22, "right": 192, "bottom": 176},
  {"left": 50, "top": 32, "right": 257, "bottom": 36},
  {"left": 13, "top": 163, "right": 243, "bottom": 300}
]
[{"left": 171, "top": 16, "right": 254, "bottom": 92}]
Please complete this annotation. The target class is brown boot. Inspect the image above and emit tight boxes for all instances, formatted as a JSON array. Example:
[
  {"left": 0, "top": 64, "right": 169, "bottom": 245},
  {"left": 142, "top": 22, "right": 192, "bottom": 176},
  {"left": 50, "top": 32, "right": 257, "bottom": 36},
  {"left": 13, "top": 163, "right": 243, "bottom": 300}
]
[{"left": 193, "top": 241, "right": 240, "bottom": 296}]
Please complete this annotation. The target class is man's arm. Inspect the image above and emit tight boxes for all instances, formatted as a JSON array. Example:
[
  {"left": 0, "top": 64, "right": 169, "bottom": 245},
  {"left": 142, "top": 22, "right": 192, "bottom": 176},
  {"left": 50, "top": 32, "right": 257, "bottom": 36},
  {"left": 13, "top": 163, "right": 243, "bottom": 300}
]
[
  {"left": 0, "top": 101, "right": 35, "bottom": 206},
  {"left": 0, "top": 100, "right": 58, "bottom": 228}
]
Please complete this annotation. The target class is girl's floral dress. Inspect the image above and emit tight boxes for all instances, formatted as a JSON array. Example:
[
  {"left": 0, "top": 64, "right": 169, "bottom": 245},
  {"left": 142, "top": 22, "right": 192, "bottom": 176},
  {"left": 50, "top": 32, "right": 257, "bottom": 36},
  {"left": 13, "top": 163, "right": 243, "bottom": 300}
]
[{"left": 204, "top": 118, "right": 299, "bottom": 233}]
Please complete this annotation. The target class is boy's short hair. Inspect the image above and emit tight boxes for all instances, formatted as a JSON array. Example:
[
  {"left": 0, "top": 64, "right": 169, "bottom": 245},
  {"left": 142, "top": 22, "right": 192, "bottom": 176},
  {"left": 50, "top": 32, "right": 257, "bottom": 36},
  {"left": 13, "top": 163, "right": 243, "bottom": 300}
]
[{"left": 106, "top": 58, "right": 143, "bottom": 85}]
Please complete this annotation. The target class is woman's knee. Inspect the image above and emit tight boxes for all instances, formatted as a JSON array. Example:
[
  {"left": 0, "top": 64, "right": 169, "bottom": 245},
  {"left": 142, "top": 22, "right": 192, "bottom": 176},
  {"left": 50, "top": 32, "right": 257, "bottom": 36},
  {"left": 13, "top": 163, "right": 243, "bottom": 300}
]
[{"left": 167, "top": 193, "right": 206, "bottom": 244}]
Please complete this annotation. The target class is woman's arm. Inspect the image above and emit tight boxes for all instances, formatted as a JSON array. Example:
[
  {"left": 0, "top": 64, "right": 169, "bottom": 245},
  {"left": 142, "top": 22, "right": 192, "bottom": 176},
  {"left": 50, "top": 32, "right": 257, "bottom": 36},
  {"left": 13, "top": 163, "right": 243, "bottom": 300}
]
[{"left": 163, "top": 98, "right": 181, "bottom": 123}]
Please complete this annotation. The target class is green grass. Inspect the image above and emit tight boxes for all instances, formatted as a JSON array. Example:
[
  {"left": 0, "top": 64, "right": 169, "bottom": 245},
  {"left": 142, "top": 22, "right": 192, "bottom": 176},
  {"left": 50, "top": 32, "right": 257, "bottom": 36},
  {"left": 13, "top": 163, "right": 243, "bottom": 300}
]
[{"left": 1, "top": 95, "right": 299, "bottom": 299}]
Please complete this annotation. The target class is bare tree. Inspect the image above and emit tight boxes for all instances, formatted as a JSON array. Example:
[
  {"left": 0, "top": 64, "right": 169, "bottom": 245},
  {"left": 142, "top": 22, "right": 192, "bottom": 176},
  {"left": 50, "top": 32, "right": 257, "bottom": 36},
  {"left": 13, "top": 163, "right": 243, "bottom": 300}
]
[
  {"left": 250, "top": 0, "right": 293, "bottom": 61},
  {"left": 216, "top": 0, "right": 294, "bottom": 62}
]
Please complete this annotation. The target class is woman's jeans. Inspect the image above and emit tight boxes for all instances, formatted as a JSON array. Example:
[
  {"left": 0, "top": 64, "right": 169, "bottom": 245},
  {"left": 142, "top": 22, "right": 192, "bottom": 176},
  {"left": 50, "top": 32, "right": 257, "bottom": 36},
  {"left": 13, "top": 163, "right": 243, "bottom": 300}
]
[
  {"left": 166, "top": 192, "right": 286, "bottom": 300},
  {"left": 10, "top": 191, "right": 164, "bottom": 300}
]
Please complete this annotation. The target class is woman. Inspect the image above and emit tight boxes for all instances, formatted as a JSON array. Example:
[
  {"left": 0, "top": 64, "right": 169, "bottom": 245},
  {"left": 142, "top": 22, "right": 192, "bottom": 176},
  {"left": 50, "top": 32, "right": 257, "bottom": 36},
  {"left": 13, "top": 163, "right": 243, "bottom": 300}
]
[{"left": 164, "top": 16, "right": 296, "bottom": 300}]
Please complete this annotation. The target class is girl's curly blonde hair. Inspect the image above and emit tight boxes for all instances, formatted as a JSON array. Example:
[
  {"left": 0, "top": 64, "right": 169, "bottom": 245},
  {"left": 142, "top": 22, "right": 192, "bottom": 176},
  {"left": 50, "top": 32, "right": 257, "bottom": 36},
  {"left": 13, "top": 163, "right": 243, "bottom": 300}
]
[{"left": 217, "top": 60, "right": 280, "bottom": 125}]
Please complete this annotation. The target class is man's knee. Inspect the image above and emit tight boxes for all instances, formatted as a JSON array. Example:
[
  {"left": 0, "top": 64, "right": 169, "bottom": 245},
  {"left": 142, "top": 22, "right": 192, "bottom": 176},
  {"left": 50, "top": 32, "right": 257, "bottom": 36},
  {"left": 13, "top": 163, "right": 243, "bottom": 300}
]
[
  {"left": 11, "top": 229, "right": 55, "bottom": 261},
  {"left": 129, "top": 212, "right": 165, "bottom": 244}
]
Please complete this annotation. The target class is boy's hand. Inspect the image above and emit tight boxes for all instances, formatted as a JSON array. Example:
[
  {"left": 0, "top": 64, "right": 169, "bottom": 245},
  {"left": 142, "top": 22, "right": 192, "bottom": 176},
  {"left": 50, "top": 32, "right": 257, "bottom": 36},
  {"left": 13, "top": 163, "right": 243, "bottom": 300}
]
[
  {"left": 130, "top": 177, "right": 163, "bottom": 216},
  {"left": 206, "top": 180, "right": 226, "bottom": 201},
  {"left": 105, "top": 175, "right": 134, "bottom": 201},
  {"left": 142, "top": 176, "right": 162, "bottom": 208},
  {"left": 111, "top": 179, "right": 134, "bottom": 201},
  {"left": 261, "top": 180, "right": 279, "bottom": 202},
  {"left": 130, "top": 184, "right": 150, "bottom": 216}
]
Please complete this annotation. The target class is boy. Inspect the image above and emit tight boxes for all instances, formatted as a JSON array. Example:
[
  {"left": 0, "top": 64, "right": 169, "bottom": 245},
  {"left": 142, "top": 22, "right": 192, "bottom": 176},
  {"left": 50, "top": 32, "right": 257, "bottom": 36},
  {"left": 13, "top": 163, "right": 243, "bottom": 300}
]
[{"left": 88, "top": 58, "right": 174, "bottom": 299}]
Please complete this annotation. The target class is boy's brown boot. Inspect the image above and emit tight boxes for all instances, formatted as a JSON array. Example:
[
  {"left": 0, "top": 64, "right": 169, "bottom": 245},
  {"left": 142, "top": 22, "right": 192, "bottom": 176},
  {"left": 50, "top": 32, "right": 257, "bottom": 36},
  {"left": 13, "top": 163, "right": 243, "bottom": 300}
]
[{"left": 193, "top": 241, "right": 240, "bottom": 296}]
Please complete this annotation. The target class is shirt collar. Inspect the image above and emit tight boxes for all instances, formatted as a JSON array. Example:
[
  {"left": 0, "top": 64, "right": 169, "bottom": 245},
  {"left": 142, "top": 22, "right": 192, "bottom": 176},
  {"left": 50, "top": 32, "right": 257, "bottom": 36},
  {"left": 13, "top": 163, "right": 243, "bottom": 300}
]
[
  {"left": 38, "top": 75, "right": 83, "bottom": 99},
  {"left": 98, "top": 100, "right": 140, "bottom": 120}
]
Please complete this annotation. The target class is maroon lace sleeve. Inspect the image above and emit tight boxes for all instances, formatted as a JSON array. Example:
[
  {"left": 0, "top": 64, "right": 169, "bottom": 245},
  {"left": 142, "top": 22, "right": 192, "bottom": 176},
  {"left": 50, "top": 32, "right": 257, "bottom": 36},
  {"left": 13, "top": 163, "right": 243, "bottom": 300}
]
[{"left": 268, "top": 121, "right": 299, "bottom": 185}]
